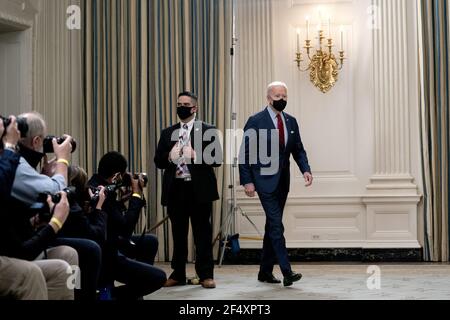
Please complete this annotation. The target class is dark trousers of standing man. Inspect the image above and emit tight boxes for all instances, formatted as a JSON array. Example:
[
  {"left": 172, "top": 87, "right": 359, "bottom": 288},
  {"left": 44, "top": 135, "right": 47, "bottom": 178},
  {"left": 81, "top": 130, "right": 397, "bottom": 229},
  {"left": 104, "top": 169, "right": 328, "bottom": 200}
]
[
  {"left": 167, "top": 179, "right": 214, "bottom": 282},
  {"left": 257, "top": 168, "right": 292, "bottom": 277}
]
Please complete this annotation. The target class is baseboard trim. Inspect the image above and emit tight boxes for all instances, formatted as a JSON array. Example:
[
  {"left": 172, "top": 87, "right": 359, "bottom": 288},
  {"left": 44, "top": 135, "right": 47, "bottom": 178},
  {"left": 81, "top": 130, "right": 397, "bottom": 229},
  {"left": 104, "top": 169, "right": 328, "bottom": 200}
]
[{"left": 220, "top": 248, "right": 423, "bottom": 264}]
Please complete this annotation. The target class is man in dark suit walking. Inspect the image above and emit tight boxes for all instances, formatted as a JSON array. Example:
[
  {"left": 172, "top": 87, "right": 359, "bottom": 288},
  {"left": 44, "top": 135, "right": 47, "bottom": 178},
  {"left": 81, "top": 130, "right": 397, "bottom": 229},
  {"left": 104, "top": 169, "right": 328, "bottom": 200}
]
[
  {"left": 154, "top": 91, "right": 222, "bottom": 289},
  {"left": 239, "top": 82, "right": 313, "bottom": 287}
]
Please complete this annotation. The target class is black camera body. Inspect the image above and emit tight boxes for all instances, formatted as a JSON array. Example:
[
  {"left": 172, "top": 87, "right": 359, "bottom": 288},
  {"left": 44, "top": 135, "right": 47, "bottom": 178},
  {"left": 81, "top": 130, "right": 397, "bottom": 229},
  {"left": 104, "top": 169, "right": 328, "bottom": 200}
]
[
  {"left": 29, "top": 187, "right": 77, "bottom": 223},
  {"left": 1, "top": 116, "right": 29, "bottom": 138},
  {"left": 89, "top": 183, "right": 122, "bottom": 206},
  {"left": 122, "top": 173, "right": 148, "bottom": 188},
  {"left": 43, "top": 135, "right": 77, "bottom": 154}
]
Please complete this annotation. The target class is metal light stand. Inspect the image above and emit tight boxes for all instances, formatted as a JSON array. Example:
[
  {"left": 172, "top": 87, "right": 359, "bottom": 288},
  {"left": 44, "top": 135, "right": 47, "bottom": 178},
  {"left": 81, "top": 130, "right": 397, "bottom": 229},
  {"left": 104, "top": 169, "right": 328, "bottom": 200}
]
[{"left": 217, "top": 0, "right": 262, "bottom": 267}]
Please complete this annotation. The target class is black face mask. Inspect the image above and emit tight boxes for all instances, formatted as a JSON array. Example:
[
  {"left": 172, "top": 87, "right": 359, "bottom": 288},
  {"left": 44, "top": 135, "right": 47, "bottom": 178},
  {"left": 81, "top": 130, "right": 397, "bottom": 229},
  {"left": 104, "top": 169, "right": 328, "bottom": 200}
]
[
  {"left": 18, "top": 143, "right": 45, "bottom": 169},
  {"left": 177, "top": 106, "right": 195, "bottom": 121},
  {"left": 272, "top": 99, "right": 287, "bottom": 112}
]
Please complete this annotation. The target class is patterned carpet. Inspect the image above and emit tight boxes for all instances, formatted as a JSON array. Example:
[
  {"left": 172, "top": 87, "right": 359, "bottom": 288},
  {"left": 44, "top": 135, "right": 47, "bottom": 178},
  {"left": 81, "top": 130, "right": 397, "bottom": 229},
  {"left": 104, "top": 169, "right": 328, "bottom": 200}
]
[{"left": 147, "top": 263, "right": 450, "bottom": 300}]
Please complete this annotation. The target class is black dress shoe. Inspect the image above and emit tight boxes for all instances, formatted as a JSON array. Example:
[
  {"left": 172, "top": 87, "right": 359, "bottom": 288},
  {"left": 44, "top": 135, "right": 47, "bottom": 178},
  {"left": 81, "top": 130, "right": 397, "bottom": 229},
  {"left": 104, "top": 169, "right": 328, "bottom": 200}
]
[
  {"left": 258, "top": 272, "right": 282, "bottom": 284},
  {"left": 283, "top": 272, "right": 302, "bottom": 287}
]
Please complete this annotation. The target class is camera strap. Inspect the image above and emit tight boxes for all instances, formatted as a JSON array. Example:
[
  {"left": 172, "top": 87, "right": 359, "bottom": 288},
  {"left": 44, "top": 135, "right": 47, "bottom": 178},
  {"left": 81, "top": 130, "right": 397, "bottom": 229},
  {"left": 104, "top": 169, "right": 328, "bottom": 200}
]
[{"left": 135, "top": 198, "right": 147, "bottom": 246}]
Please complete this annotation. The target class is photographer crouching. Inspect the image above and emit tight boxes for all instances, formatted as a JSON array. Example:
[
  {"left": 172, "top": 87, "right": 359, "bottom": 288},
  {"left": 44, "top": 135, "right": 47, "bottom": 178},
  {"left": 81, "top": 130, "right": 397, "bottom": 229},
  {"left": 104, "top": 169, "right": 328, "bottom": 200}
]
[{"left": 89, "top": 151, "right": 166, "bottom": 300}]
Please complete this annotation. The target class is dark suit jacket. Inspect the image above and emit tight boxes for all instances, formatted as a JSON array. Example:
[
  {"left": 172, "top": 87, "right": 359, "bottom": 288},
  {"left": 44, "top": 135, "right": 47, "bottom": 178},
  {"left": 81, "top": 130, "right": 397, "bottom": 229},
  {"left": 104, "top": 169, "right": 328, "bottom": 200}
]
[
  {"left": 0, "top": 149, "right": 20, "bottom": 200},
  {"left": 0, "top": 150, "right": 58, "bottom": 260},
  {"left": 154, "top": 121, "right": 223, "bottom": 206},
  {"left": 57, "top": 203, "right": 107, "bottom": 246},
  {"left": 239, "top": 107, "right": 311, "bottom": 194}
]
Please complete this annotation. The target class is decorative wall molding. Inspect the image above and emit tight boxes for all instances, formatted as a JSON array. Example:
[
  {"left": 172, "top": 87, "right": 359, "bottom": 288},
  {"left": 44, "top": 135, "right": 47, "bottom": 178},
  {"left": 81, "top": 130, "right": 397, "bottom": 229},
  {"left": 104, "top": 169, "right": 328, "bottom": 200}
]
[
  {"left": 291, "top": 0, "right": 353, "bottom": 6},
  {"left": 236, "top": 194, "right": 421, "bottom": 249},
  {"left": 0, "top": 11, "right": 33, "bottom": 28},
  {"left": 0, "top": 0, "right": 37, "bottom": 28},
  {"left": 369, "top": 0, "right": 418, "bottom": 193}
]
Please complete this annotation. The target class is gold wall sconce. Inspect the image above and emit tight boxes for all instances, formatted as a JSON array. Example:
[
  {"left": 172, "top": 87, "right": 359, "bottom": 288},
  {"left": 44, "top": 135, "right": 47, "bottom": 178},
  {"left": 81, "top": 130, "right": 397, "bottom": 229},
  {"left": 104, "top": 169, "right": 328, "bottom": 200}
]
[{"left": 295, "top": 17, "right": 346, "bottom": 93}]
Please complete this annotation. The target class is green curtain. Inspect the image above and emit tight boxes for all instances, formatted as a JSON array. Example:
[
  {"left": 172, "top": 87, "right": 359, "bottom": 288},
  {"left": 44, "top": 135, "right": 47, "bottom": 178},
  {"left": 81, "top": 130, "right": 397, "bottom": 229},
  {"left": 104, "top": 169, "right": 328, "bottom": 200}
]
[
  {"left": 419, "top": 0, "right": 450, "bottom": 261},
  {"left": 82, "top": 0, "right": 231, "bottom": 261}
]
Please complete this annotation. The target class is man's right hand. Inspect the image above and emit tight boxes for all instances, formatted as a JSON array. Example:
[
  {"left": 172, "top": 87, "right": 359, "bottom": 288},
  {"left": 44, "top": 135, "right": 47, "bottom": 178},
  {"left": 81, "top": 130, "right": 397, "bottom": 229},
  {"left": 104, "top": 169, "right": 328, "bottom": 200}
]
[
  {"left": 53, "top": 134, "right": 73, "bottom": 161},
  {"left": 88, "top": 186, "right": 106, "bottom": 210},
  {"left": 169, "top": 143, "right": 182, "bottom": 163},
  {"left": 131, "top": 174, "right": 143, "bottom": 194},
  {"left": 244, "top": 183, "right": 256, "bottom": 198},
  {"left": 47, "top": 192, "right": 70, "bottom": 233}
]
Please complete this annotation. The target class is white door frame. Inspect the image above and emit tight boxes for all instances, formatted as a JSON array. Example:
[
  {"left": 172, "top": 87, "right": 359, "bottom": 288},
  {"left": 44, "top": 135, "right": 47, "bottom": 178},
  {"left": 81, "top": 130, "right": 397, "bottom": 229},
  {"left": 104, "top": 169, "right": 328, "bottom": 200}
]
[{"left": 0, "top": 0, "right": 37, "bottom": 114}]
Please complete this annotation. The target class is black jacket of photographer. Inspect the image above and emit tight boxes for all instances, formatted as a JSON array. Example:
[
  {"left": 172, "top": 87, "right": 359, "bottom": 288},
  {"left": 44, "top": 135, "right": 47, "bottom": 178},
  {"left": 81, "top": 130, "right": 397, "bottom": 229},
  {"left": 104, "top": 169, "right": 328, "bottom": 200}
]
[
  {"left": 88, "top": 174, "right": 146, "bottom": 261},
  {"left": 57, "top": 201, "right": 107, "bottom": 246},
  {"left": 0, "top": 149, "right": 58, "bottom": 260}
]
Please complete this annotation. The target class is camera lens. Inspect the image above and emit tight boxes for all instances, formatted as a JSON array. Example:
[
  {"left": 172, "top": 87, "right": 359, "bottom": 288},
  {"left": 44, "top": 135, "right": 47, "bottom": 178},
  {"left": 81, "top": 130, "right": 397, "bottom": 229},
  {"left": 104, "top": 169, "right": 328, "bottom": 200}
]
[
  {"left": 16, "top": 117, "right": 29, "bottom": 138},
  {"left": 43, "top": 136, "right": 77, "bottom": 154}
]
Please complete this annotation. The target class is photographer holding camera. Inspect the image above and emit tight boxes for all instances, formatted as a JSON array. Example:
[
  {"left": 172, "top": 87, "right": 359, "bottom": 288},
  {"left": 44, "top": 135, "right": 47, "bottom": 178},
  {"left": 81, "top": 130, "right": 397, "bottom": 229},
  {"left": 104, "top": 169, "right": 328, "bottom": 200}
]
[
  {"left": 10, "top": 112, "right": 73, "bottom": 205},
  {"left": 88, "top": 151, "right": 166, "bottom": 300},
  {"left": 50, "top": 165, "right": 108, "bottom": 301},
  {"left": 6, "top": 112, "right": 101, "bottom": 301},
  {"left": 57, "top": 166, "right": 107, "bottom": 244},
  {"left": 1, "top": 115, "right": 46, "bottom": 300},
  {"left": 0, "top": 116, "right": 78, "bottom": 300}
]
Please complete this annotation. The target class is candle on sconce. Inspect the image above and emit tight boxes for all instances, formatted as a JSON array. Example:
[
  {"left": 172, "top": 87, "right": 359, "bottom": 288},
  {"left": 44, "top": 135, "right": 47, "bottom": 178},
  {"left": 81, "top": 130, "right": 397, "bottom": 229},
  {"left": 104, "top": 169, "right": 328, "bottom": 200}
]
[
  {"left": 296, "top": 28, "right": 301, "bottom": 52},
  {"left": 328, "top": 17, "right": 331, "bottom": 39},
  {"left": 317, "top": 6, "right": 323, "bottom": 32},
  {"left": 306, "top": 16, "right": 310, "bottom": 40},
  {"left": 340, "top": 26, "right": 344, "bottom": 50},
  {"left": 317, "top": 20, "right": 322, "bottom": 48}
]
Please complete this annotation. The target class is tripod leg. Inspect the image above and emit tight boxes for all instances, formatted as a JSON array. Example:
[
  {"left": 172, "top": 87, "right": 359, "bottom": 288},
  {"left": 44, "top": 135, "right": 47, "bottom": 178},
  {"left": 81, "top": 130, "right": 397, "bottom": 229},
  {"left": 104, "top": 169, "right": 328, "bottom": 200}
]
[{"left": 218, "top": 206, "right": 234, "bottom": 267}]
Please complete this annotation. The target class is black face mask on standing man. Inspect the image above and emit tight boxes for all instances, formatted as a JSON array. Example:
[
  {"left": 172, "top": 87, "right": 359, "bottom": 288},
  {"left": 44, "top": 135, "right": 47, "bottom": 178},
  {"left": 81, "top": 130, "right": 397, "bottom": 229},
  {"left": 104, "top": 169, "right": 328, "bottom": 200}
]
[{"left": 177, "top": 106, "right": 195, "bottom": 121}]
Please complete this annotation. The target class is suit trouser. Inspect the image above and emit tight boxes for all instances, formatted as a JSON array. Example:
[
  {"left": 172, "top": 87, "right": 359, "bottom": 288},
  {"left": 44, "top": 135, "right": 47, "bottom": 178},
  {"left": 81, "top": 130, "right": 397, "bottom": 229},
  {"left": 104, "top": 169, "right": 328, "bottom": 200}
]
[
  {"left": 110, "top": 252, "right": 167, "bottom": 300},
  {"left": 54, "top": 238, "right": 102, "bottom": 301},
  {"left": 100, "top": 234, "right": 166, "bottom": 300},
  {"left": 167, "top": 179, "right": 214, "bottom": 282},
  {"left": 258, "top": 172, "right": 292, "bottom": 277},
  {"left": 114, "top": 233, "right": 166, "bottom": 300},
  {"left": 0, "top": 256, "right": 47, "bottom": 300},
  {"left": 120, "top": 234, "right": 160, "bottom": 266},
  {"left": 34, "top": 245, "right": 79, "bottom": 300}
]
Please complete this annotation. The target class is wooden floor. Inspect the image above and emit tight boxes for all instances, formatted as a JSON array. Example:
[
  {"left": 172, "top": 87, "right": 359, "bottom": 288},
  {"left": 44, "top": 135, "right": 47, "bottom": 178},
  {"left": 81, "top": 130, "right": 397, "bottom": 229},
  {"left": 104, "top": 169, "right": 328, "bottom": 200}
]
[{"left": 147, "top": 262, "right": 450, "bottom": 300}]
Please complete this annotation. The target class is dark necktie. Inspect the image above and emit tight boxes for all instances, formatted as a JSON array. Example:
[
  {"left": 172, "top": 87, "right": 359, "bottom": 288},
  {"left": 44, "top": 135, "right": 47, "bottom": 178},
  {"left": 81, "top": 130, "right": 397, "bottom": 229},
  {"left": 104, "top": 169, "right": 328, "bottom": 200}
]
[{"left": 277, "top": 114, "right": 285, "bottom": 148}]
